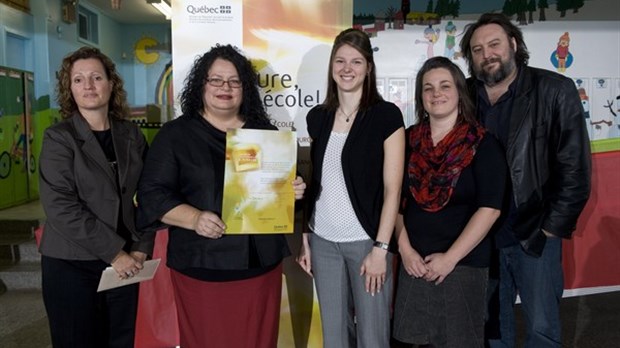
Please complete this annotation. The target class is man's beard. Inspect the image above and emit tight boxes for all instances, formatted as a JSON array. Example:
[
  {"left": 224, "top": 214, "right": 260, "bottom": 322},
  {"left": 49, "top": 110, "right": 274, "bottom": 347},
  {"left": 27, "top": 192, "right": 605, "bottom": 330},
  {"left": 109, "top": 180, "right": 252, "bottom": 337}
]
[{"left": 474, "top": 52, "right": 516, "bottom": 87}]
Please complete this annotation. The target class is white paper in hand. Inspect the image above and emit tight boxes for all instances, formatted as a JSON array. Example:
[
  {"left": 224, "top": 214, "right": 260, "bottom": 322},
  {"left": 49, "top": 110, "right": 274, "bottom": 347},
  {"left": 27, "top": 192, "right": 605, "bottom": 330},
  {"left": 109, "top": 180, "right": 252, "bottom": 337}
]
[{"left": 97, "top": 259, "right": 161, "bottom": 292}]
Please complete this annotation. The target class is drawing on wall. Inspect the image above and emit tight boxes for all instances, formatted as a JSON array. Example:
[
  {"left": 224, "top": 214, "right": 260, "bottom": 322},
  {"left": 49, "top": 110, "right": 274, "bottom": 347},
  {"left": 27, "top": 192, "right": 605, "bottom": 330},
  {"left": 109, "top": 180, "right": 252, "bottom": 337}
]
[
  {"left": 590, "top": 77, "right": 617, "bottom": 140},
  {"left": 550, "top": 31, "right": 573, "bottom": 73},
  {"left": 352, "top": 0, "right": 619, "bottom": 142},
  {"left": 443, "top": 21, "right": 457, "bottom": 60},
  {"left": 415, "top": 25, "right": 440, "bottom": 59},
  {"left": 574, "top": 78, "right": 593, "bottom": 139},
  {"left": 602, "top": 78, "right": 620, "bottom": 137},
  {"left": 388, "top": 78, "right": 411, "bottom": 124},
  {"left": 376, "top": 78, "right": 386, "bottom": 99}
]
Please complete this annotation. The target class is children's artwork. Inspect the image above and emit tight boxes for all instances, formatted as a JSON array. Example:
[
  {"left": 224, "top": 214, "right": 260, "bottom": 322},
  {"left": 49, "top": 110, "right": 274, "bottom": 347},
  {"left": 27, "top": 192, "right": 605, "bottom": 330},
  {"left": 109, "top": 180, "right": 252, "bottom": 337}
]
[
  {"left": 443, "top": 21, "right": 457, "bottom": 60},
  {"left": 574, "top": 78, "right": 593, "bottom": 140},
  {"left": 415, "top": 25, "right": 440, "bottom": 59},
  {"left": 550, "top": 31, "right": 573, "bottom": 73},
  {"left": 589, "top": 77, "right": 618, "bottom": 140},
  {"left": 376, "top": 78, "right": 386, "bottom": 99},
  {"left": 388, "top": 78, "right": 412, "bottom": 125}
]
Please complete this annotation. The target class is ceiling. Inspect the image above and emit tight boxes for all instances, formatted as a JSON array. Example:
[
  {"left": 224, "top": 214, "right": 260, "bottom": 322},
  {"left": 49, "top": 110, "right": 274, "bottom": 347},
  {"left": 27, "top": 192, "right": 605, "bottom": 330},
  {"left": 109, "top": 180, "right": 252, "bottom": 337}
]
[{"left": 81, "top": 0, "right": 170, "bottom": 24}]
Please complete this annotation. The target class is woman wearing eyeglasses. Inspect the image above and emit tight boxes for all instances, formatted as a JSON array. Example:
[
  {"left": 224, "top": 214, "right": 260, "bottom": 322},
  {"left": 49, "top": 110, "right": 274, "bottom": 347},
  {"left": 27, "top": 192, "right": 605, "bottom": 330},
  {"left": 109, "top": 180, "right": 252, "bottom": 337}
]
[{"left": 136, "top": 44, "right": 306, "bottom": 348}]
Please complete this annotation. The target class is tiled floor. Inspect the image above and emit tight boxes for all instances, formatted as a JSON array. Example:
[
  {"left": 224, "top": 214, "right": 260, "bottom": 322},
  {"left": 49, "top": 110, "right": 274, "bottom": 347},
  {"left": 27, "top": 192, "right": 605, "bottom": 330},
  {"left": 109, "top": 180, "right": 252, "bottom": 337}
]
[
  {"left": 2, "top": 284, "right": 620, "bottom": 347},
  {"left": 0, "top": 289, "right": 51, "bottom": 348},
  {"left": 0, "top": 201, "right": 619, "bottom": 347},
  {"left": 0, "top": 200, "right": 49, "bottom": 347}
]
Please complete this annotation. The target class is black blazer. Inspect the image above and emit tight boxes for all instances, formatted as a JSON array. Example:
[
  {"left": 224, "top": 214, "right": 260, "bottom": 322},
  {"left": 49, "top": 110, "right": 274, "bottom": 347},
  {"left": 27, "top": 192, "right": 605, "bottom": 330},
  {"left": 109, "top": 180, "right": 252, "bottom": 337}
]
[{"left": 39, "top": 113, "right": 154, "bottom": 263}]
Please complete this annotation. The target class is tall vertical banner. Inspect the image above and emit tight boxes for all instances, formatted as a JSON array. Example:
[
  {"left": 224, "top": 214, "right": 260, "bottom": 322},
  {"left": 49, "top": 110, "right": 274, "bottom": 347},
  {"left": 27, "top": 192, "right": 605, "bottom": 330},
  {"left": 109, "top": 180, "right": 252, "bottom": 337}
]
[
  {"left": 172, "top": 0, "right": 352, "bottom": 146},
  {"left": 164, "top": 1, "right": 352, "bottom": 347}
]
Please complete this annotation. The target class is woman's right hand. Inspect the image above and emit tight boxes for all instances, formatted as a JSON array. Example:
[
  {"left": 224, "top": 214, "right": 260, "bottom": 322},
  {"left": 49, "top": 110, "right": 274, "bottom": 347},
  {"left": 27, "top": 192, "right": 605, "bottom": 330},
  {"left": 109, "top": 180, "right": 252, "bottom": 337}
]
[
  {"left": 399, "top": 244, "right": 428, "bottom": 279},
  {"left": 192, "top": 210, "right": 226, "bottom": 239},
  {"left": 296, "top": 233, "right": 312, "bottom": 276}
]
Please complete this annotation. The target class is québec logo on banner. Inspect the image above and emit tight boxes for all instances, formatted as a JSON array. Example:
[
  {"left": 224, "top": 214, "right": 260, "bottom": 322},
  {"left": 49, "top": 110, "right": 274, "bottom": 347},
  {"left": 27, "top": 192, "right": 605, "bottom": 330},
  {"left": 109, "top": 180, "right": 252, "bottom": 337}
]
[{"left": 186, "top": 5, "right": 232, "bottom": 15}]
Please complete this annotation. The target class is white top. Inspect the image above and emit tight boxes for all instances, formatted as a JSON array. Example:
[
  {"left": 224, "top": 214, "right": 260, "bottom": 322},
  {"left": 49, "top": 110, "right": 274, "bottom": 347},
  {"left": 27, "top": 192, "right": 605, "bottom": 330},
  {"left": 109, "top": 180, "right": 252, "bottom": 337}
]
[{"left": 310, "top": 131, "right": 369, "bottom": 242}]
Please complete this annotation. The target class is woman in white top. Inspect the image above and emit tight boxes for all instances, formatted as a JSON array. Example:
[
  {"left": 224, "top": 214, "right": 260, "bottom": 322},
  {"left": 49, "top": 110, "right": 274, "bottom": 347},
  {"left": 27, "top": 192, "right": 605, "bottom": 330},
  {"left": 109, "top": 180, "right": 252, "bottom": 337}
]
[{"left": 297, "top": 28, "right": 405, "bottom": 347}]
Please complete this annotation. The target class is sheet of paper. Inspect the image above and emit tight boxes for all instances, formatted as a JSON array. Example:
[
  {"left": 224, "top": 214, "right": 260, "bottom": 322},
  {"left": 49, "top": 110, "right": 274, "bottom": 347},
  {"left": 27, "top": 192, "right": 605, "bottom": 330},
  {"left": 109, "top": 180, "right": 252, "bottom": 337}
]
[
  {"left": 222, "top": 128, "right": 297, "bottom": 234},
  {"left": 97, "top": 258, "right": 161, "bottom": 292}
]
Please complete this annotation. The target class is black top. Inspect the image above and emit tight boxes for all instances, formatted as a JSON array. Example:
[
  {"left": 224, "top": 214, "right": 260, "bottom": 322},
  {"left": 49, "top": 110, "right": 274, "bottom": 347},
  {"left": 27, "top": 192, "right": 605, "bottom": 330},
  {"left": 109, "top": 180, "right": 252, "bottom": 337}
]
[
  {"left": 92, "top": 129, "right": 133, "bottom": 249},
  {"left": 402, "top": 133, "right": 507, "bottom": 267},
  {"left": 306, "top": 101, "right": 404, "bottom": 244},
  {"left": 136, "top": 113, "right": 290, "bottom": 281},
  {"left": 476, "top": 71, "right": 521, "bottom": 248}
]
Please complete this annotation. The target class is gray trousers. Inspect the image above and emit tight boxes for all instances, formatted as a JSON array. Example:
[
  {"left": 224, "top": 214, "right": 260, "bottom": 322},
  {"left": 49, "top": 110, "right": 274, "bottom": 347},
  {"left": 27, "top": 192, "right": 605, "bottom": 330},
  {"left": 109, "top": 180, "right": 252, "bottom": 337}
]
[{"left": 310, "top": 233, "right": 392, "bottom": 348}]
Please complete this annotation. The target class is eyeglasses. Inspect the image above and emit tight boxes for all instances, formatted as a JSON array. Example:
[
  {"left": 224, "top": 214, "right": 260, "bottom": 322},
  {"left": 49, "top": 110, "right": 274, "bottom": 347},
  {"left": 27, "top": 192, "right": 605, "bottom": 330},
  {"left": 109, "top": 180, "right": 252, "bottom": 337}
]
[{"left": 206, "top": 77, "right": 242, "bottom": 88}]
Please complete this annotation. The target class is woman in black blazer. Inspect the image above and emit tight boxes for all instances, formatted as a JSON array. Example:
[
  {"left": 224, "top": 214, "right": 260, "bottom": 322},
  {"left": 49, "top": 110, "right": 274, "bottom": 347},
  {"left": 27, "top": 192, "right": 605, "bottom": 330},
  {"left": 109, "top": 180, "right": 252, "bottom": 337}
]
[{"left": 39, "top": 47, "right": 154, "bottom": 348}]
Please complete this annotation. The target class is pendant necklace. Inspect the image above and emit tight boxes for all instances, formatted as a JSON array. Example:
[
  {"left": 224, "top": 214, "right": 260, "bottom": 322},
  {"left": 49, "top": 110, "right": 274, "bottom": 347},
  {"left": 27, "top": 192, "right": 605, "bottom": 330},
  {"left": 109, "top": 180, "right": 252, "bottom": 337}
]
[{"left": 339, "top": 107, "right": 358, "bottom": 123}]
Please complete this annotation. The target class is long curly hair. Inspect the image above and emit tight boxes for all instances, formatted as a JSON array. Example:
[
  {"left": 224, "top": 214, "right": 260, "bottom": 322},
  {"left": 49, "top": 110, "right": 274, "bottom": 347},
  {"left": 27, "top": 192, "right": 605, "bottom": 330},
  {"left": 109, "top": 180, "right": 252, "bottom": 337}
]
[
  {"left": 323, "top": 28, "right": 383, "bottom": 113},
  {"left": 56, "top": 46, "right": 129, "bottom": 120},
  {"left": 180, "top": 44, "right": 269, "bottom": 124},
  {"left": 460, "top": 13, "right": 530, "bottom": 78},
  {"left": 414, "top": 57, "right": 476, "bottom": 126}
]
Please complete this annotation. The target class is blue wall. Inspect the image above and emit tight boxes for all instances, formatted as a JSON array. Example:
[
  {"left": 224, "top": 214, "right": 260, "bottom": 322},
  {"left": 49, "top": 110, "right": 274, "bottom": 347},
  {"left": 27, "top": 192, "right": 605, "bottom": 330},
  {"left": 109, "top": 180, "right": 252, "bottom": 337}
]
[{"left": 0, "top": 1, "right": 171, "bottom": 109}]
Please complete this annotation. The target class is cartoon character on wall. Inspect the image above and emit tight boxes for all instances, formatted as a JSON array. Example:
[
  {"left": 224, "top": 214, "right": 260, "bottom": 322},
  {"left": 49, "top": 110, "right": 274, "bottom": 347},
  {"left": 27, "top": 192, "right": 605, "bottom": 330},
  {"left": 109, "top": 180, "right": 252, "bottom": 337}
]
[
  {"left": 550, "top": 32, "right": 573, "bottom": 73},
  {"left": 578, "top": 87, "right": 593, "bottom": 139},
  {"left": 603, "top": 94, "right": 619, "bottom": 138},
  {"left": 603, "top": 95, "right": 619, "bottom": 118},
  {"left": 578, "top": 88, "right": 590, "bottom": 120},
  {"left": 443, "top": 21, "right": 457, "bottom": 60},
  {"left": 415, "top": 25, "right": 440, "bottom": 59}
]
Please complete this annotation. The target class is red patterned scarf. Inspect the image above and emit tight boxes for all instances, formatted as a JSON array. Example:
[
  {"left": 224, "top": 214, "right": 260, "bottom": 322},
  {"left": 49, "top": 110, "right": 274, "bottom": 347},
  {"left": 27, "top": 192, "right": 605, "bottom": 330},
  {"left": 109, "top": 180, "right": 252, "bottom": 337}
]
[{"left": 407, "top": 121, "right": 485, "bottom": 212}]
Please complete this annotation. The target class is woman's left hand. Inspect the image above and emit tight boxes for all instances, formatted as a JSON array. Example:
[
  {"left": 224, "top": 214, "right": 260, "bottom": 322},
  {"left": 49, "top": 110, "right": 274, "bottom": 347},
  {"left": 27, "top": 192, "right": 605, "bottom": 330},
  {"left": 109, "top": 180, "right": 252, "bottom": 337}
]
[
  {"left": 130, "top": 251, "right": 147, "bottom": 264},
  {"left": 423, "top": 252, "right": 456, "bottom": 285},
  {"left": 111, "top": 251, "right": 144, "bottom": 279},
  {"left": 360, "top": 248, "right": 388, "bottom": 296},
  {"left": 292, "top": 176, "right": 306, "bottom": 200}
]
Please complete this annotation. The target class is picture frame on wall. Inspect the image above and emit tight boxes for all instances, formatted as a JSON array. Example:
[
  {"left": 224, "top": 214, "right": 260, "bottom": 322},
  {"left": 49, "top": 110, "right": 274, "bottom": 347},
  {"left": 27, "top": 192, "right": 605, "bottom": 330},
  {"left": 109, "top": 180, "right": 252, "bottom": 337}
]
[{"left": 388, "top": 78, "right": 412, "bottom": 125}]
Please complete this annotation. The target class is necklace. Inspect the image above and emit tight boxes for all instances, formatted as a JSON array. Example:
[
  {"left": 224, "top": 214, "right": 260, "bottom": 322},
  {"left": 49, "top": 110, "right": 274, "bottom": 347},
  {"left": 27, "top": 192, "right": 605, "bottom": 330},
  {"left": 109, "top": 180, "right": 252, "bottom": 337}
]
[{"left": 338, "top": 107, "right": 358, "bottom": 123}]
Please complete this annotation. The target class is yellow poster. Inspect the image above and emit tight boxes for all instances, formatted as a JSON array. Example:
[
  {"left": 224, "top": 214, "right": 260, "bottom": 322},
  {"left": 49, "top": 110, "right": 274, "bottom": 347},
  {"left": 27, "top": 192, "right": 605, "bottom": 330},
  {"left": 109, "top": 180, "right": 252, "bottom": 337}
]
[{"left": 222, "top": 128, "right": 297, "bottom": 234}]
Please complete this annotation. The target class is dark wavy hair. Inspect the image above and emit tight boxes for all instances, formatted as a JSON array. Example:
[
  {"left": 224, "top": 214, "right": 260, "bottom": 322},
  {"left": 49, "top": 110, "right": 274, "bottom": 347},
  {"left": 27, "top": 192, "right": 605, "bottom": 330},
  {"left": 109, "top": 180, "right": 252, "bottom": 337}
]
[
  {"left": 460, "top": 13, "right": 530, "bottom": 78},
  {"left": 414, "top": 57, "right": 476, "bottom": 126},
  {"left": 180, "top": 44, "right": 269, "bottom": 124},
  {"left": 323, "top": 28, "right": 383, "bottom": 113},
  {"left": 56, "top": 46, "right": 129, "bottom": 120}
]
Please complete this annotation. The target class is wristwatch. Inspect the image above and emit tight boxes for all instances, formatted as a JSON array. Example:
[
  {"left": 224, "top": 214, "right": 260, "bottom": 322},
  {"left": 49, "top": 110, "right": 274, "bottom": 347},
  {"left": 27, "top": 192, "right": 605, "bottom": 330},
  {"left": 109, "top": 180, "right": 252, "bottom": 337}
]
[{"left": 373, "top": 241, "right": 389, "bottom": 251}]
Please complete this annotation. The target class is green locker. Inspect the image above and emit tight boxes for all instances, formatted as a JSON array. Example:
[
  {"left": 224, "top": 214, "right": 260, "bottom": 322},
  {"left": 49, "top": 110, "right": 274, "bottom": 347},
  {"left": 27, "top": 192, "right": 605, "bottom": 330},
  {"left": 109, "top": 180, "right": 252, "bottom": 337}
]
[
  {"left": 0, "top": 67, "right": 34, "bottom": 209},
  {"left": 9, "top": 69, "right": 28, "bottom": 206},
  {"left": 0, "top": 68, "right": 13, "bottom": 208},
  {"left": 24, "top": 72, "right": 38, "bottom": 199}
]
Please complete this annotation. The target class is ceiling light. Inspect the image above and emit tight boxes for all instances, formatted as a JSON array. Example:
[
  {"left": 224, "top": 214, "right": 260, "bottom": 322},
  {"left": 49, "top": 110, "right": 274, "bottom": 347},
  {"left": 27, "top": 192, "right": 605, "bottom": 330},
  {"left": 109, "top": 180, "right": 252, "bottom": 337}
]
[{"left": 148, "top": 0, "right": 171, "bottom": 20}]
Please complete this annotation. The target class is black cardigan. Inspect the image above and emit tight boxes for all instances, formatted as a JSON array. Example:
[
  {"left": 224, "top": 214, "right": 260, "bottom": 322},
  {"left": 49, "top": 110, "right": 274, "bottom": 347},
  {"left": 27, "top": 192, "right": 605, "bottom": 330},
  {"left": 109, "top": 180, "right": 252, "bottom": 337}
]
[{"left": 306, "top": 101, "right": 404, "bottom": 241}]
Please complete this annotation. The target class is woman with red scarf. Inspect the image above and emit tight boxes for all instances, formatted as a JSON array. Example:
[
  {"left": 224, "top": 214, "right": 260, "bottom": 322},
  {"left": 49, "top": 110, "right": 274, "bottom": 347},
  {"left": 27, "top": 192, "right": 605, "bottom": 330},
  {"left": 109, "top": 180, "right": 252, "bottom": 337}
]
[{"left": 392, "top": 57, "right": 507, "bottom": 348}]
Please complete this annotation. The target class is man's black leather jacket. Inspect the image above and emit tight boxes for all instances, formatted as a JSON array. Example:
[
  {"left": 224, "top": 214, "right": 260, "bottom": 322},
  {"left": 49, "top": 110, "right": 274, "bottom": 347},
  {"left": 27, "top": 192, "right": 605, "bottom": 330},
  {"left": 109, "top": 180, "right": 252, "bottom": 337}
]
[{"left": 469, "top": 66, "right": 591, "bottom": 256}]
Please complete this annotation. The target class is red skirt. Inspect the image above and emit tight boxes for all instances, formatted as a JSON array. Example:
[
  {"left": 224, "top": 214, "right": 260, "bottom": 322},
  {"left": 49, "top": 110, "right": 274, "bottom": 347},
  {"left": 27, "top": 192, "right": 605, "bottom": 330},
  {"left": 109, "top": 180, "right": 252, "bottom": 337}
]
[{"left": 170, "top": 263, "right": 283, "bottom": 348}]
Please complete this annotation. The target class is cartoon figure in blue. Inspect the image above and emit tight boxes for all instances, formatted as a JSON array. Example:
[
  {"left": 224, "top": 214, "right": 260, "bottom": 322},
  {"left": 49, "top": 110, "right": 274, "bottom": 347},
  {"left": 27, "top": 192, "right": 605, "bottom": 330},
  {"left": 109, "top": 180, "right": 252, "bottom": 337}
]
[
  {"left": 443, "top": 21, "right": 457, "bottom": 60},
  {"left": 550, "top": 32, "right": 573, "bottom": 73},
  {"left": 416, "top": 25, "right": 440, "bottom": 59}
]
